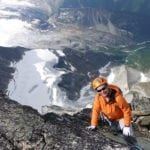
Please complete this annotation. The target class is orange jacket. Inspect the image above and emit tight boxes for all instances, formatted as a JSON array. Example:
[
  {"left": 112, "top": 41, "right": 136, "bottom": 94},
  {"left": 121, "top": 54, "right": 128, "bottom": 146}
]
[{"left": 91, "top": 84, "right": 131, "bottom": 127}]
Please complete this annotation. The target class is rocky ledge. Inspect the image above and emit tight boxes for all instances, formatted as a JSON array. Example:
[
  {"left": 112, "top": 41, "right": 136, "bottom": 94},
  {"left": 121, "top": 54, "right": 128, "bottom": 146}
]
[{"left": 0, "top": 92, "right": 131, "bottom": 150}]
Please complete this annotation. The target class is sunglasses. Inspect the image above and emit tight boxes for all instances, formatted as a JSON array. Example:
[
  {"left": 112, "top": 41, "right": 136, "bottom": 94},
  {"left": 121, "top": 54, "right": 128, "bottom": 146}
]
[{"left": 97, "top": 85, "right": 107, "bottom": 93}]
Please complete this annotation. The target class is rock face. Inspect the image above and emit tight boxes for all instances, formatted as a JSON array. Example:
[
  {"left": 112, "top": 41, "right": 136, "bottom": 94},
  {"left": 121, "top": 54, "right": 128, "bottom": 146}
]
[
  {"left": 131, "top": 93, "right": 150, "bottom": 133},
  {"left": 108, "top": 65, "right": 150, "bottom": 134},
  {"left": 0, "top": 94, "right": 129, "bottom": 150}
]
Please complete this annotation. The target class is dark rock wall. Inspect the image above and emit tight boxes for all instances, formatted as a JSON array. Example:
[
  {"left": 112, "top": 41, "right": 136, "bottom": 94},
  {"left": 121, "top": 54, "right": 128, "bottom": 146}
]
[
  {"left": 0, "top": 47, "right": 27, "bottom": 91},
  {"left": 55, "top": 48, "right": 125, "bottom": 100}
]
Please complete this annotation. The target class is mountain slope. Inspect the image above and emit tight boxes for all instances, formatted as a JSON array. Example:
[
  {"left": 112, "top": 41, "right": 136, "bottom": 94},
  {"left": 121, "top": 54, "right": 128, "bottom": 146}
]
[{"left": 0, "top": 94, "right": 129, "bottom": 149}]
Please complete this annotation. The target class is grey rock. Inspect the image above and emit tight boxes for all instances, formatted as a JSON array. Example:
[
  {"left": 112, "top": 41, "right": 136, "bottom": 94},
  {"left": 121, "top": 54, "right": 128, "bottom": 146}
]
[{"left": 0, "top": 94, "right": 128, "bottom": 150}]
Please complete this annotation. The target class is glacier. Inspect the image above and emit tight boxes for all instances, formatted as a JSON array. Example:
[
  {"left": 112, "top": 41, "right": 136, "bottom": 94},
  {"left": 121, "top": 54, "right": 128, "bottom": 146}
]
[{"left": 7, "top": 49, "right": 67, "bottom": 113}]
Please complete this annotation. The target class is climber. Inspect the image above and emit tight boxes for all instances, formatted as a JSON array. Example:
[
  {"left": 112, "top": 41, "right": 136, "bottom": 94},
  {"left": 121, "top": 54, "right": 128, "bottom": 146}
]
[{"left": 86, "top": 76, "right": 144, "bottom": 150}]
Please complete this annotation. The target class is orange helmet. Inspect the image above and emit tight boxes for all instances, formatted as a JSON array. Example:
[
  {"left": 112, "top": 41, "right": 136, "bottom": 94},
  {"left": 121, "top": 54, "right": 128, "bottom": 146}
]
[{"left": 92, "top": 76, "right": 107, "bottom": 90}]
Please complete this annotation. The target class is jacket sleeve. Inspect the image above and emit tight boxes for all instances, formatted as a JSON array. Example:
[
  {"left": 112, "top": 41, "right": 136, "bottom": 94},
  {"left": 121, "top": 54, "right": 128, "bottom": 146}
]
[
  {"left": 116, "top": 95, "right": 131, "bottom": 126},
  {"left": 91, "top": 94, "right": 101, "bottom": 126}
]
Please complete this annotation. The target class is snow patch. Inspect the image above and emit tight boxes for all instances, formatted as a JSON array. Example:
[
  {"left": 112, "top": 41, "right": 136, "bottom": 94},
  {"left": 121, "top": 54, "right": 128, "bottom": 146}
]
[
  {"left": 140, "top": 72, "right": 149, "bottom": 82},
  {"left": 107, "top": 72, "right": 115, "bottom": 84},
  {"left": 0, "top": 19, "right": 31, "bottom": 47},
  {"left": 0, "top": 0, "right": 35, "bottom": 7},
  {"left": 99, "top": 62, "right": 111, "bottom": 74},
  {"left": 0, "top": 10, "right": 20, "bottom": 17}
]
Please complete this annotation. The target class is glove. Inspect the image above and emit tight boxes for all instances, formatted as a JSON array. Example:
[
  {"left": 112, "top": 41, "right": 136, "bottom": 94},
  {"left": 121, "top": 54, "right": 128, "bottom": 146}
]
[
  {"left": 123, "top": 127, "right": 131, "bottom": 136},
  {"left": 86, "top": 126, "right": 96, "bottom": 131}
]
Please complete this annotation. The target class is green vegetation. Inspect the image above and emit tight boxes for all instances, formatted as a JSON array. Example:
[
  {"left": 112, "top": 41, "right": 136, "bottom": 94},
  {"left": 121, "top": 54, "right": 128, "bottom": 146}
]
[
  {"left": 95, "top": 42, "right": 150, "bottom": 72},
  {"left": 125, "top": 44, "right": 150, "bottom": 72}
]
